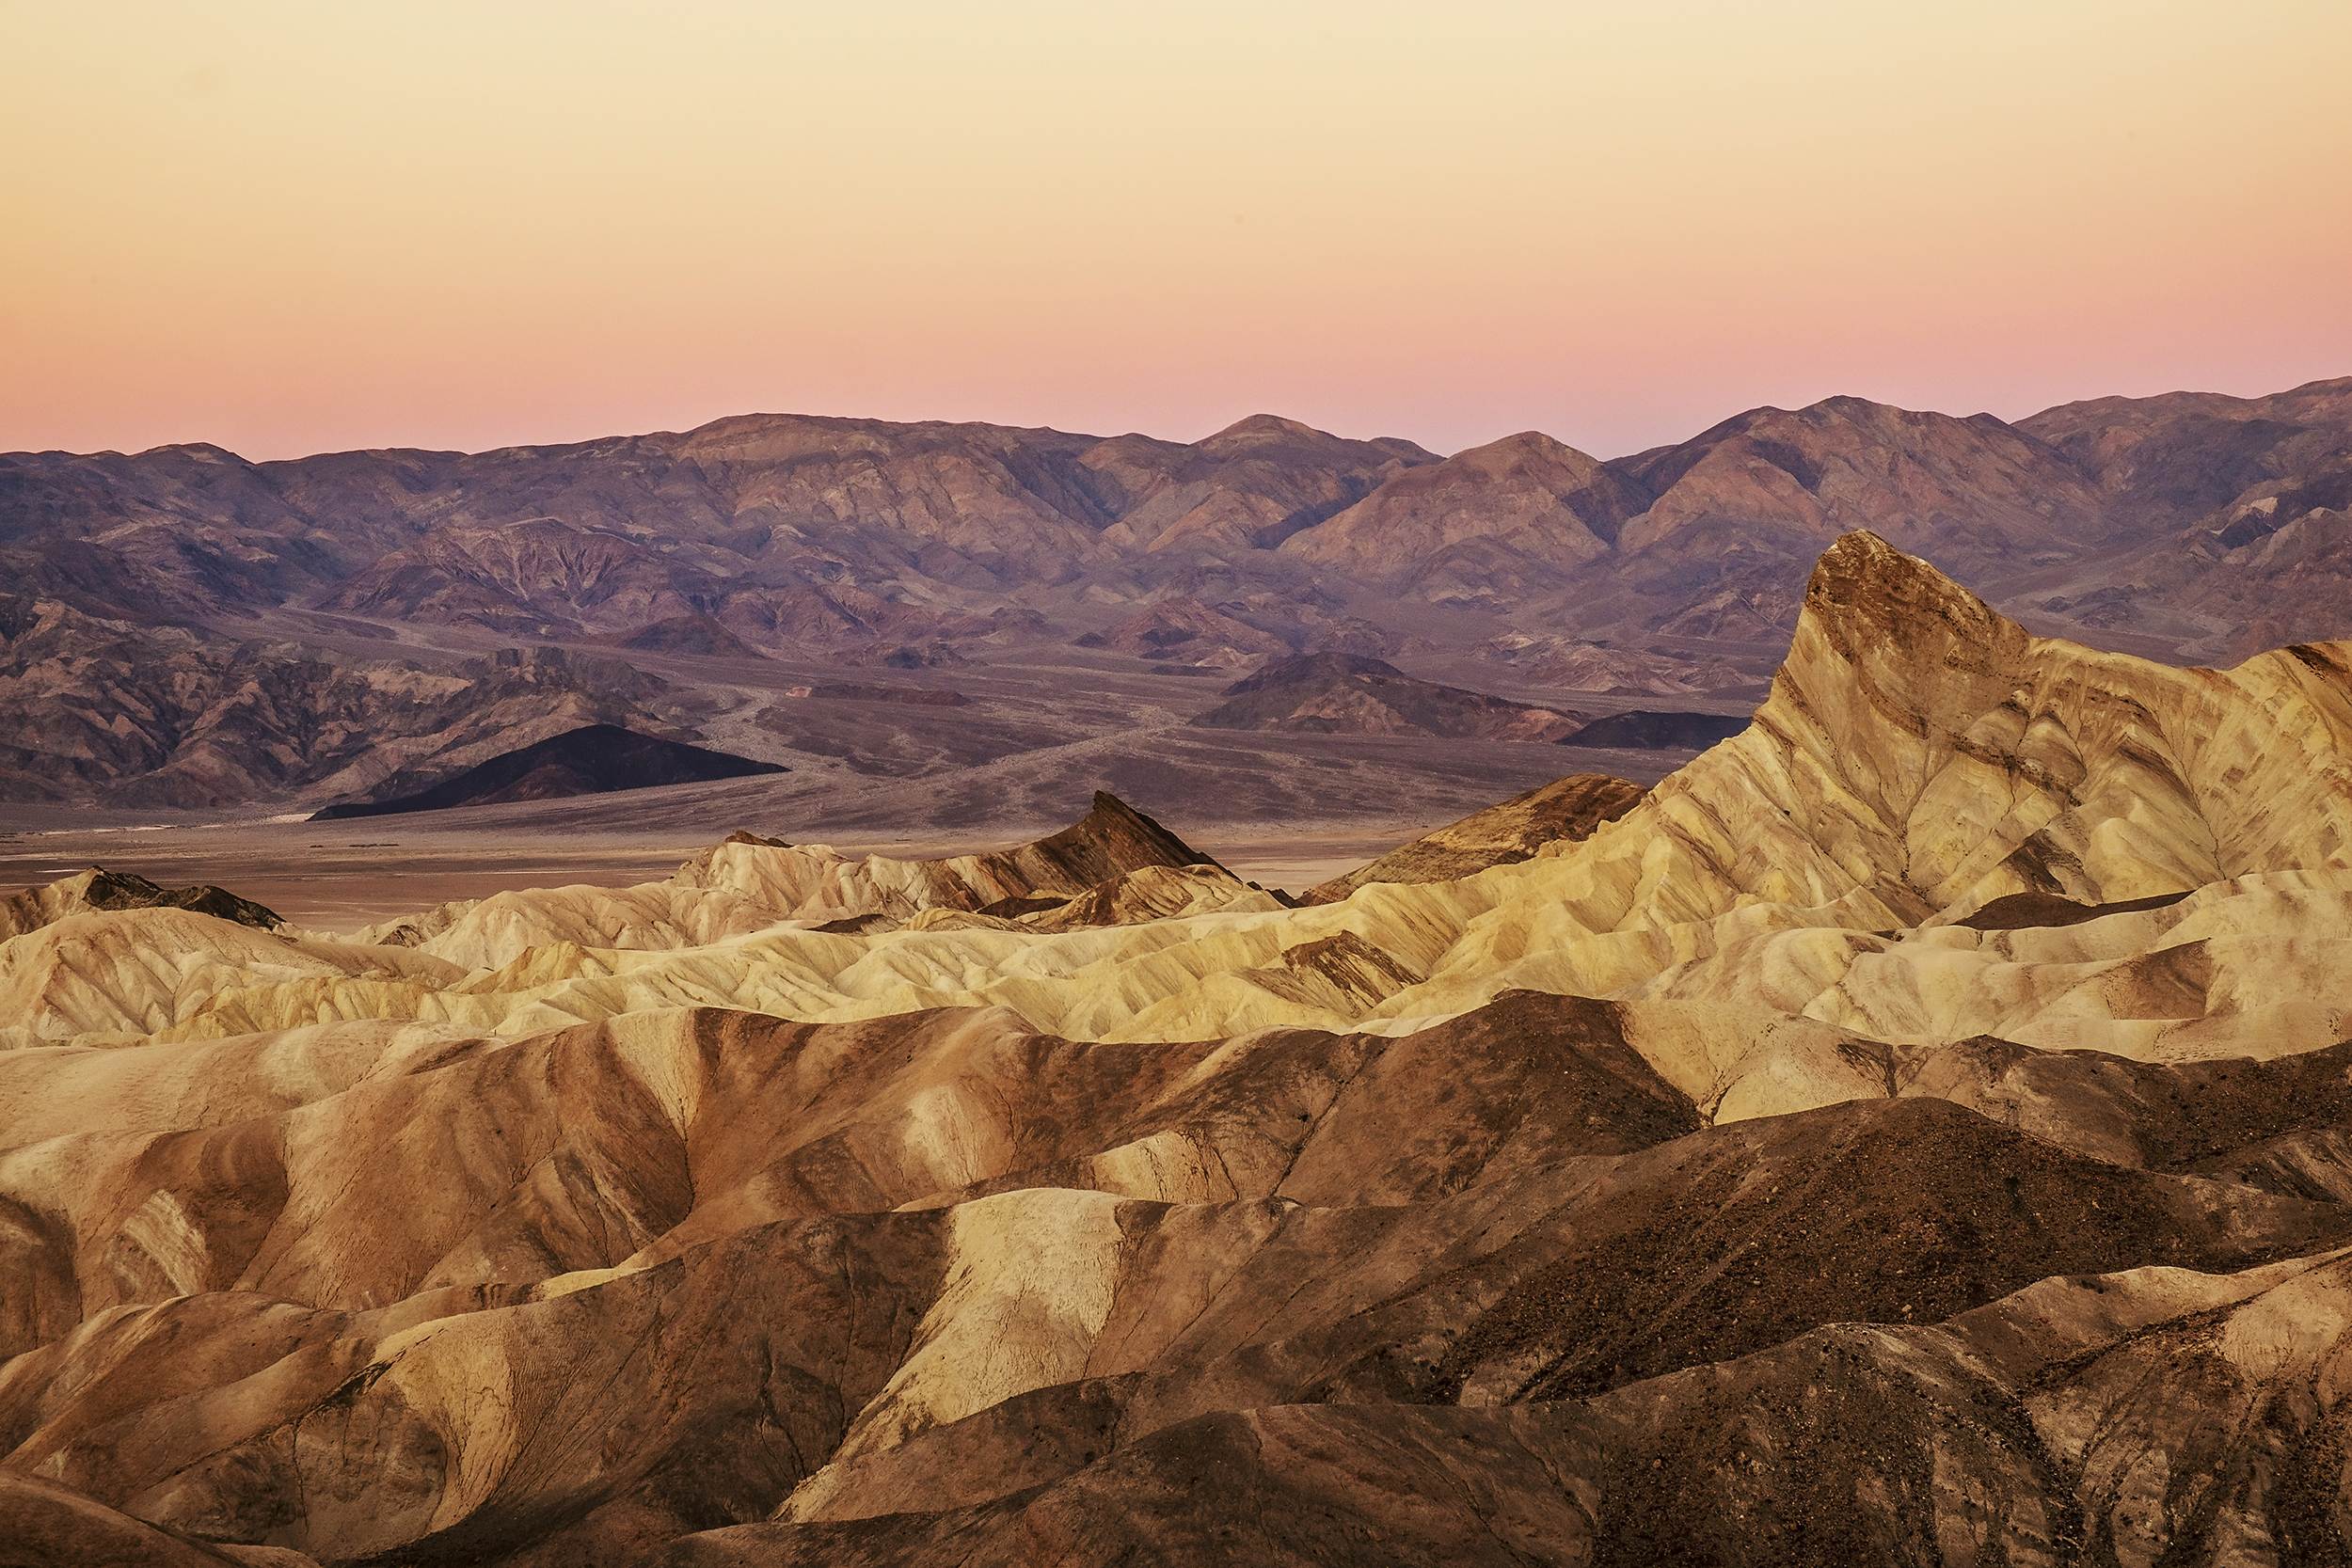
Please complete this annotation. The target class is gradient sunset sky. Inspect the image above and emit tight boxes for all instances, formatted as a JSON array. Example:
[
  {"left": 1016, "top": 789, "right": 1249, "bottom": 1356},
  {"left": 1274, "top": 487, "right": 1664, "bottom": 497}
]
[{"left": 5, "top": 1, "right": 2347, "bottom": 462}]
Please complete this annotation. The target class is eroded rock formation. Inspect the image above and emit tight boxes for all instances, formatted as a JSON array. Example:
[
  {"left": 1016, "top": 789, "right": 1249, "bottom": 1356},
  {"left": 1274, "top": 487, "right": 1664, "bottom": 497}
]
[{"left": 6, "top": 531, "right": 2352, "bottom": 1563}]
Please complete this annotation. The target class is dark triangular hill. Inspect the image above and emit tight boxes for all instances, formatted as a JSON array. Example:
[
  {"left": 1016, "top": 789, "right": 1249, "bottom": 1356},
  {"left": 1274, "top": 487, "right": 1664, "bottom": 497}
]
[
  {"left": 1560, "top": 709, "right": 1752, "bottom": 750},
  {"left": 310, "top": 725, "right": 785, "bottom": 820},
  {"left": 1006, "top": 791, "right": 1224, "bottom": 887}
]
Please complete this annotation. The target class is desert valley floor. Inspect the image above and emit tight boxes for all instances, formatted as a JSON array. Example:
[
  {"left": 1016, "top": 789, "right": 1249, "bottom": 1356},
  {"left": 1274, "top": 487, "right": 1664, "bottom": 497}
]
[{"left": 5, "top": 533, "right": 2352, "bottom": 1565}]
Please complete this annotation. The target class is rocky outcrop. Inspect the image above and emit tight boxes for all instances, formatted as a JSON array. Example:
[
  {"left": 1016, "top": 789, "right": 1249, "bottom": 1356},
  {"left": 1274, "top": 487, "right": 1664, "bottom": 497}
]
[{"left": 0, "top": 867, "right": 285, "bottom": 942}]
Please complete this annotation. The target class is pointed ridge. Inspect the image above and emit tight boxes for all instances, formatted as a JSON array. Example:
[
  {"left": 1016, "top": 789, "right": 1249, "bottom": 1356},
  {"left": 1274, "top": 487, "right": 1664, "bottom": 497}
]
[
  {"left": 1203, "top": 413, "right": 1320, "bottom": 443},
  {"left": 1013, "top": 791, "right": 1222, "bottom": 884},
  {"left": 1798, "top": 531, "right": 2010, "bottom": 669}
]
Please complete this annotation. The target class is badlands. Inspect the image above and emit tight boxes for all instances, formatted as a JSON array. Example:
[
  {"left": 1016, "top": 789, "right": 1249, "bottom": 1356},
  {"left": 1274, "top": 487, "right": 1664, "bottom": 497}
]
[{"left": 5, "top": 531, "right": 2352, "bottom": 1563}]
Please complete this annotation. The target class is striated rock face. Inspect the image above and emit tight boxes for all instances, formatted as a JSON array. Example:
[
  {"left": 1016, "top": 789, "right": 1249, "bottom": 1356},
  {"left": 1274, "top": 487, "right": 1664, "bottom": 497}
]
[
  {"left": 6, "top": 993, "right": 2352, "bottom": 1562},
  {"left": 8, "top": 531, "right": 2352, "bottom": 1564}
]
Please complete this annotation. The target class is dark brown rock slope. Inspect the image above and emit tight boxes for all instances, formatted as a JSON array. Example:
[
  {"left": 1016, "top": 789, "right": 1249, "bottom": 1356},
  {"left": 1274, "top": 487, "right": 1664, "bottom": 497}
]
[{"left": 1558, "top": 709, "right": 1753, "bottom": 750}]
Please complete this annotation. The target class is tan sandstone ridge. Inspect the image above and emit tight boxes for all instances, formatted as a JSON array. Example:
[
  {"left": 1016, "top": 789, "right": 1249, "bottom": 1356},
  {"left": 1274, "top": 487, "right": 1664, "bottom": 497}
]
[{"left": 6, "top": 530, "right": 2352, "bottom": 1563}]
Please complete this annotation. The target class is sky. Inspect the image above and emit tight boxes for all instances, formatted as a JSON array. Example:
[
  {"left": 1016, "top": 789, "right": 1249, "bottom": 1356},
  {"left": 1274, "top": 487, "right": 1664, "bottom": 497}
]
[{"left": 3, "top": 1, "right": 2348, "bottom": 462}]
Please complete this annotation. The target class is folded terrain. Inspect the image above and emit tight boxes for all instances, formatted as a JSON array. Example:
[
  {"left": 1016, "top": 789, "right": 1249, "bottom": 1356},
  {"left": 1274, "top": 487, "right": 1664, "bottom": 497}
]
[
  {"left": 17, "top": 531, "right": 2335, "bottom": 1055},
  {"left": 5, "top": 530, "right": 2352, "bottom": 1565}
]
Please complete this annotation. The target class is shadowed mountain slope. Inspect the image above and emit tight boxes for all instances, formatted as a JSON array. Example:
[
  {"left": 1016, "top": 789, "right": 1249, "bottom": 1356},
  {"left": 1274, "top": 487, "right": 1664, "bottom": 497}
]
[
  {"left": 617, "top": 611, "right": 768, "bottom": 658},
  {"left": 0, "top": 867, "right": 285, "bottom": 941},
  {"left": 1559, "top": 709, "right": 1753, "bottom": 750},
  {"left": 310, "top": 724, "right": 786, "bottom": 819},
  {"left": 5, "top": 990, "right": 2352, "bottom": 1562}
]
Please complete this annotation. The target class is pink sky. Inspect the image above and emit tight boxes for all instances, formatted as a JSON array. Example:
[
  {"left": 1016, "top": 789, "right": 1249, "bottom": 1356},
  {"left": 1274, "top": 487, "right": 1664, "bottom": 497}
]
[{"left": 4, "top": 1, "right": 2347, "bottom": 462}]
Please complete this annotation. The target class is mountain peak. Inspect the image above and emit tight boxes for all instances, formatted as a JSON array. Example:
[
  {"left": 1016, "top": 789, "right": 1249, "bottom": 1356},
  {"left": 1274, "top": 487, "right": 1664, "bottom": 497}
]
[
  {"left": 1194, "top": 413, "right": 1426, "bottom": 462},
  {"left": 1800, "top": 530, "right": 2008, "bottom": 666},
  {"left": 1785, "top": 531, "right": 2042, "bottom": 740},
  {"left": 1210, "top": 413, "right": 1318, "bottom": 439}
]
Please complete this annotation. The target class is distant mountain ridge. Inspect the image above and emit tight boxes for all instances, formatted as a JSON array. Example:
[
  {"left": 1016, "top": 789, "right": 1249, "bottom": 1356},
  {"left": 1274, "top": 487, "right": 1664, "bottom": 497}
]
[
  {"left": 5, "top": 379, "right": 2350, "bottom": 804},
  {"left": 10, "top": 382, "right": 2345, "bottom": 645}
]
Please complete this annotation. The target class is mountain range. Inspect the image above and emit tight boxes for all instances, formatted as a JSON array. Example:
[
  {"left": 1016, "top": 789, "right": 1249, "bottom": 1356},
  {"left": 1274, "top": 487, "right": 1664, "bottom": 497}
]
[{"left": 3, "top": 378, "right": 2349, "bottom": 810}]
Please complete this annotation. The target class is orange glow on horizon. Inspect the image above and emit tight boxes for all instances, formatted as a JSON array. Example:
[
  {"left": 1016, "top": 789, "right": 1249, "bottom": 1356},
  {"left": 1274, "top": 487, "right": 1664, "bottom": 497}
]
[{"left": 3, "top": 1, "right": 2348, "bottom": 462}]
